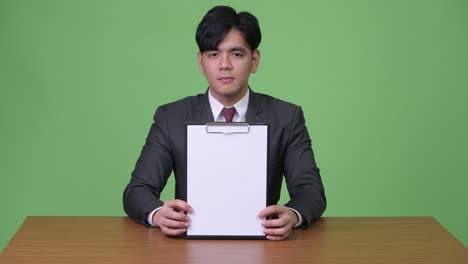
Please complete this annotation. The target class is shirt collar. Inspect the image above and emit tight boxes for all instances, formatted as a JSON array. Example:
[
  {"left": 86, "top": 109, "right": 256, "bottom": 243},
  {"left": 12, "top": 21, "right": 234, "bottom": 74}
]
[{"left": 208, "top": 89, "right": 249, "bottom": 122}]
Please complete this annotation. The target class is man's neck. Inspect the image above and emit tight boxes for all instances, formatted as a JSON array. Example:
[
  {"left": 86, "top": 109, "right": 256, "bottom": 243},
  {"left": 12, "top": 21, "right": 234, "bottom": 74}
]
[
  {"left": 208, "top": 87, "right": 248, "bottom": 107},
  {"left": 208, "top": 88, "right": 250, "bottom": 122}
]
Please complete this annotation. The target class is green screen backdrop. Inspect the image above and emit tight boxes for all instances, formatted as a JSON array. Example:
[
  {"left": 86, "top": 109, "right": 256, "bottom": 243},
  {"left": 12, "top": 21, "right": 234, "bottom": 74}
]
[{"left": 1, "top": 0, "right": 467, "bottom": 251}]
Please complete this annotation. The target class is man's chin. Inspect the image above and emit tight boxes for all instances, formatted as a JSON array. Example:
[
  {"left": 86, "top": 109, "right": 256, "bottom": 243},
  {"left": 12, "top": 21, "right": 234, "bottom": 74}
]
[
  {"left": 211, "top": 86, "right": 247, "bottom": 96},
  {"left": 209, "top": 87, "right": 247, "bottom": 105}
]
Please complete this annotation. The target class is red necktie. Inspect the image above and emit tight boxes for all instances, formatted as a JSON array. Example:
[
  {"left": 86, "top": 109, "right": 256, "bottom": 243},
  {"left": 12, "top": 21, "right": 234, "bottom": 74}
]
[{"left": 222, "top": 107, "right": 236, "bottom": 122}]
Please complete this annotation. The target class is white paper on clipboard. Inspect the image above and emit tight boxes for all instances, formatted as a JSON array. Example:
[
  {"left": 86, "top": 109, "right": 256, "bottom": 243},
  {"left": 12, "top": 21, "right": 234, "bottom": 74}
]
[{"left": 186, "top": 123, "right": 268, "bottom": 238}]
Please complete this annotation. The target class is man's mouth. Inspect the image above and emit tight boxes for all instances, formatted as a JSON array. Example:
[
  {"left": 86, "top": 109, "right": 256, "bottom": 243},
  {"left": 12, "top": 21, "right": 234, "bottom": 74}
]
[{"left": 218, "top": 77, "right": 234, "bottom": 84}]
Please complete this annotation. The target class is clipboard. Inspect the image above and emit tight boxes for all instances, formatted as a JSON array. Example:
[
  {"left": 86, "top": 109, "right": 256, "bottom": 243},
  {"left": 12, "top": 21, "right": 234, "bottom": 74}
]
[{"left": 185, "top": 122, "right": 268, "bottom": 239}]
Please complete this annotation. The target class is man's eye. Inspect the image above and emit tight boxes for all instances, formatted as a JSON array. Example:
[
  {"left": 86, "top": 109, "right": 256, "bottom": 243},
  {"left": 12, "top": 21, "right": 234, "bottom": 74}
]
[
  {"left": 232, "top": 52, "right": 243, "bottom": 57},
  {"left": 208, "top": 53, "right": 218, "bottom": 57}
]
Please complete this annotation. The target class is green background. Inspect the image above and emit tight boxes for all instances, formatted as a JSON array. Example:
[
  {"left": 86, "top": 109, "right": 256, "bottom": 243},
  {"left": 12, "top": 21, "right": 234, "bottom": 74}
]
[{"left": 1, "top": 0, "right": 467, "bottom": 251}]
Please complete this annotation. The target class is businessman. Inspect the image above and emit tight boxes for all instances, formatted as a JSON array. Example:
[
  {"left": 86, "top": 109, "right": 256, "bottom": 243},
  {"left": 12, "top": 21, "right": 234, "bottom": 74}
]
[{"left": 123, "top": 5, "right": 326, "bottom": 240}]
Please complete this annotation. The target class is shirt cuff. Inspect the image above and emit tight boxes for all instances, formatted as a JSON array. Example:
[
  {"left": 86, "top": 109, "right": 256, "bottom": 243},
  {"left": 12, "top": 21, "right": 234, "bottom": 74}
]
[
  {"left": 288, "top": 207, "right": 304, "bottom": 228},
  {"left": 147, "top": 207, "right": 162, "bottom": 227}
]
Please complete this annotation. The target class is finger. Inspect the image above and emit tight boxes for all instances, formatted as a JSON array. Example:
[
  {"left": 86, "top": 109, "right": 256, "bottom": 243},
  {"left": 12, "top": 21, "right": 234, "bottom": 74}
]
[
  {"left": 160, "top": 226, "right": 187, "bottom": 236},
  {"left": 263, "top": 226, "right": 289, "bottom": 237},
  {"left": 159, "top": 217, "right": 190, "bottom": 229},
  {"left": 257, "top": 205, "right": 284, "bottom": 218},
  {"left": 153, "top": 207, "right": 189, "bottom": 228},
  {"left": 162, "top": 208, "right": 190, "bottom": 222},
  {"left": 165, "top": 199, "right": 193, "bottom": 213},
  {"left": 266, "top": 234, "right": 288, "bottom": 241},
  {"left": 262, "top": 217, "right": 288, "bottom": 228},
  {"left": 264, "top": 223, "right": 290, "bottom": 240}
]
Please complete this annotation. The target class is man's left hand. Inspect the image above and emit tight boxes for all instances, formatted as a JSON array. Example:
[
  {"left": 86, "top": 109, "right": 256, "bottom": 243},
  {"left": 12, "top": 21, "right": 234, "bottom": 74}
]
[{"left": 257, "top": 205, "right": 298, "bottom": 241}]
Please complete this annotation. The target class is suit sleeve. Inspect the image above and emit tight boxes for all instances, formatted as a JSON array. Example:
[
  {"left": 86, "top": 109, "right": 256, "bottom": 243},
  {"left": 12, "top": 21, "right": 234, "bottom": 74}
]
[
  {"left": 283, "top": 106, "right": 326, "bottom": 227},
  {"left": 123, "top": 106, "right": 174, "bottom": 226}
]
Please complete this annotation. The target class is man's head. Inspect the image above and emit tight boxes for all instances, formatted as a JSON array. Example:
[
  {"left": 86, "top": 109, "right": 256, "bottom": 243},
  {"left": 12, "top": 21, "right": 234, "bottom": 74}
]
[
  {"left": 195, "top": 5, "right": 262, "bottom": 53},
  {"left": 196, "top": 6, "right": 262, "bottom": 106}
]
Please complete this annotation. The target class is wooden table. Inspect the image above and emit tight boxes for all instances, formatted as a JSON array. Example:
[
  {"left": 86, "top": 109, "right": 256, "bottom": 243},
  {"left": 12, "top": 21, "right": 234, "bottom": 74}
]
[{"left": 1, "top": 216, "right": 466, "bottom": 263}]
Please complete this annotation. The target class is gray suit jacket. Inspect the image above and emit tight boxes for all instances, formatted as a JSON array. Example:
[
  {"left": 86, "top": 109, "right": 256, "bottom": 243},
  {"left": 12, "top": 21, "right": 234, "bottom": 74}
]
[{"left": 123, "top": 89, "right": 326, "bottom": 227}]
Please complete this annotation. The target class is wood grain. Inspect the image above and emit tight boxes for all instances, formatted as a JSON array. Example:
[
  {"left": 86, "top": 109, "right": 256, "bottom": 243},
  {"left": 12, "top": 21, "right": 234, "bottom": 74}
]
[{"left": 1, "top": 216, "right": 466, "bottom": 263}]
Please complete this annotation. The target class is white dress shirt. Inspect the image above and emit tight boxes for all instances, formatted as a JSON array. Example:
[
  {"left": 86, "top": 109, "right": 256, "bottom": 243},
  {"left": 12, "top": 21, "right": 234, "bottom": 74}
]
[{"left": 208, "top": 88, "right": 249, "bottom": 122}]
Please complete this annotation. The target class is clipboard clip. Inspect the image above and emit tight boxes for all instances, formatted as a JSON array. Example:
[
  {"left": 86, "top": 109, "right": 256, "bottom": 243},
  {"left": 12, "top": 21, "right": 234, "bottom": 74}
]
[{"left": 206, "top": 122, "right": 250, "bottom": 134}]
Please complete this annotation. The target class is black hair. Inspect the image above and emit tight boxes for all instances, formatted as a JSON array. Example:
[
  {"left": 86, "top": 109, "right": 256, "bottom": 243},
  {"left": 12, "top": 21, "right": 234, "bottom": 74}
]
[{"left": 195, "top": 5, "right": 262, "bottom": 52}]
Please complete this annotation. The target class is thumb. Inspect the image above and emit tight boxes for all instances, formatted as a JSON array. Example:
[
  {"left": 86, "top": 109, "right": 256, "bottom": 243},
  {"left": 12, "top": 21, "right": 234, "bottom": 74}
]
[{"left": 257, "top": 205, "right": 280, "bottom": 218}]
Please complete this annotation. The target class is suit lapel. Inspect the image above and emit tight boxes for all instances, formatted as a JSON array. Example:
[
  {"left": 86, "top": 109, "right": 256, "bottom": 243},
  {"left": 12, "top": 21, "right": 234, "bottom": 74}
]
[
  {"left": 246, "top": 89, "right": 266, "bottom": 124},
  {"left": 192, "top": 90, "right": 214, "bottom": 123}
]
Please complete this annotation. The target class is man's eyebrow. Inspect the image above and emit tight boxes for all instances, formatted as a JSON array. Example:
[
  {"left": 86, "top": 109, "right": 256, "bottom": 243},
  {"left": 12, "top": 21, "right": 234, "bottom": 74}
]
[
  {"left": 230, "top": 47, "right": 248, "bottom": 52},
  {"left": 204, "top": 46, "right": 248, "bottom": 53}
]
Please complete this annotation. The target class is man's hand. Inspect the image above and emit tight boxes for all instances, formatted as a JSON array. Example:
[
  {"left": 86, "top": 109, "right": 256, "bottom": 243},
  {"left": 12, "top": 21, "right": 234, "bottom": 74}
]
[
  {"left": 153, "top": 199, "right": 193, "bottom": 236},
  {"left": 257, "top": 205, "right": 298, "bottom": 241}
]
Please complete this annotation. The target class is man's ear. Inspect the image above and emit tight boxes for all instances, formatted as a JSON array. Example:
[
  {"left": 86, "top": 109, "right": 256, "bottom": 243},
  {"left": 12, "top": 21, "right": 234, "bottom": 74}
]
[
  {"left": 197, "top": 52, "right": 205, "bottom": 74},
  {"left": 251, "top": 49, "right": 261, "bottom": 73}
]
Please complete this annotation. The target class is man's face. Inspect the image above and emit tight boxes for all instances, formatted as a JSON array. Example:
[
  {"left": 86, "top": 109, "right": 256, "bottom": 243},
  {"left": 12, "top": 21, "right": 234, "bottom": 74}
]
[{"left": 198, "top": 28, "right": 260, "bottom": 106}]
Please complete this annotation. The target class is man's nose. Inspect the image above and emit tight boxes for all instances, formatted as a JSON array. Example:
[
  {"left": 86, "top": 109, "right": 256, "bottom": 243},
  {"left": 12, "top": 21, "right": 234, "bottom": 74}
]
[{"left": 219, "top": 54, "right": 232, "bottom": 70}]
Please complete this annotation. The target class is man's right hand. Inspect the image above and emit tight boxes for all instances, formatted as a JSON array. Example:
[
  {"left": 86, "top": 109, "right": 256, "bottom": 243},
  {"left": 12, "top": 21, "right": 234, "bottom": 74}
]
[{"left": 152, "top": 199, "right": 193, "bottom": 236}]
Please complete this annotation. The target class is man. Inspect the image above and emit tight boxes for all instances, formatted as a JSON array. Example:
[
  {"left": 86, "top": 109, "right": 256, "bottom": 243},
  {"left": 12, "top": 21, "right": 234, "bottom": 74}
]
[{"left": 123, "top": 5, "right": 326, "bottom": 241}]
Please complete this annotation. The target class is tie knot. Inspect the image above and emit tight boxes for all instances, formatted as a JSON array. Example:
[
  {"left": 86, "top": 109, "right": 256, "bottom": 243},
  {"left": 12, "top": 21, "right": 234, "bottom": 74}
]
[{"left": 222, "top": 107, "right": 236, "bottom": 122}]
